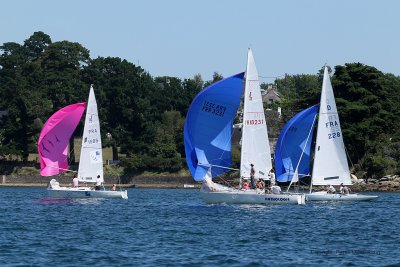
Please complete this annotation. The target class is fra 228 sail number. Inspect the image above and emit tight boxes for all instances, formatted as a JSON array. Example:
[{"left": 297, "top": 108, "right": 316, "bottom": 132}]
[{"left": 328, "top": 132, "right": 341, "bottom": 139}]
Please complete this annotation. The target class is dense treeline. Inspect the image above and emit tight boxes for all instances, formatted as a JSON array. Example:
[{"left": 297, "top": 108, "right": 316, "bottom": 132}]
[
  {"left": 274, "top": 66, "right": 400, "bottom": 179},
  {"left": 1, "top": 32, "right": 400, "bottom": 178},
  {"left": 0, "top": 32, "right": 203, "bottom": 174}
]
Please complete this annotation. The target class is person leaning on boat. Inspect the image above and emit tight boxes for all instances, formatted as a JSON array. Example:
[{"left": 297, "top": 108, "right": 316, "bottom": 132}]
[
  {"left": 256, "top": 179, "right": 265, "bottom": 190},
  {"left": 327, "top": 184, "right": 336, "bottom": 194},
  {"left": 95, "top": 175, "right": 102, "bottom": 190},
  {"left": 72, "top": 174, "right": 79, "bottom": 188},
  {"left": 340, "top": 183, "right": 350, "bottom": 195},
  {"left": 268, "top": 168, "right": 276, "bottom": 186},
  {"left": 242, "top": 180, "right": 250, "bottom": 190},
  {"left": 250, "top": 164, "right": 256, "bottom": 189}
]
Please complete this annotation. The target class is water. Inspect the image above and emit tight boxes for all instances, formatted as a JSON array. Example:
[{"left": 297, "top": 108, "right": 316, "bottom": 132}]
[{"left": 0, "top": 187, "right": 399, "bottom": 267}]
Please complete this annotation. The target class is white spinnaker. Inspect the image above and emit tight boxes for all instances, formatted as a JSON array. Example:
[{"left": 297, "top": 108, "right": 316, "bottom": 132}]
[
  {"left": 311, "top": 67, "right": 351, "bottom": 186},
  {"left": 240, "top": 48, "right": 272, "bottom": 179},
  {"left": 77, "top": 86, "right": 104, "bottom": 183}
]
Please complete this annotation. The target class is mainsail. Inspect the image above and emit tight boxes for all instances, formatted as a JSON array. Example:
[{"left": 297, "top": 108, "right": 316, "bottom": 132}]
[
  {"left": 311, "top": 67, "right": 351, "bottom": 185},
  {"left": 240, "top": 48, "right": 272, "bottom": 179},
  {"left": 275, "top": 105, "right": 319, "bottom": 183},
  {"left": 38, "top": 103, "right": 86, "bottom": 176},
  {"left": 77, "top": 86, "right": 104, "bottom": 183},
  {"left": 184, "top": 73, "right": 244, "bottom": 181}
]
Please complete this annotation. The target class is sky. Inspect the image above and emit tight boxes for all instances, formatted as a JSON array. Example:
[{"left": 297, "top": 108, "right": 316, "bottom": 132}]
[{"left": 1, "top": 0, "right": 399, "bottom": 82}]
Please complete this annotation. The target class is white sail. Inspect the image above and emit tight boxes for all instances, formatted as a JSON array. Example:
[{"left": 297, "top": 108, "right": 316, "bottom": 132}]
[
  {"left": 77, "top": 86, "right": 104, "bottom": 183},
  {"left": 240, "top": 48, "right": 272, "bottom": 179},
  {"left": 311, "top": 67, "right": 351, "bottom": 185}
]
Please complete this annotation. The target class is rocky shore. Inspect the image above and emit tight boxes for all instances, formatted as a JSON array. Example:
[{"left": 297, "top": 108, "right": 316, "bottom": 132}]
[{"left": 350, "top": 175, "right": 400, "bottom": 192}]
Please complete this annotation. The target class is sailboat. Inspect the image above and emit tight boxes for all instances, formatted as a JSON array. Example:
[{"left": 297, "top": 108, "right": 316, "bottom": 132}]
[
  {"left": 275, "top": 67, "right": 377, "bottom": 201},
  {"left": 38, "top": 86, "right": 128, "bottom": 199},
  {"left": 184, "top": 48, "right": 306, "bottom": 205}
]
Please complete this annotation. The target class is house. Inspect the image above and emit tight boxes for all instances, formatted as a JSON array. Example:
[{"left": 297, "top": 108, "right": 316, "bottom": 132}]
[{"left": 262, "top": 84, "right": 282, "bottom": 104}]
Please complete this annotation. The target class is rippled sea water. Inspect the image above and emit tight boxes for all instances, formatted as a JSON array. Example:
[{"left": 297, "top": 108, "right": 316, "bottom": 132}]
[{"left": 0, "top": 187, "right": 399, "bottom": 266}]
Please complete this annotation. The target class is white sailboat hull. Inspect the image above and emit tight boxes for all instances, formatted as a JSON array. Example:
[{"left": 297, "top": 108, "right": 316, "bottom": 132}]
[
  {"left": 306, "top": 191, "right": 377, "bottom": 201},
  {"left": 200, "top": 189, "right": 305, "bottom": 205},
  {"left": 47, "top": 187, "right": 128, "bottom": 199}
]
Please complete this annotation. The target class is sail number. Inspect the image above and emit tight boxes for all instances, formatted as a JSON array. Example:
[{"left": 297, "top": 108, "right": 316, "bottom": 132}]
[
  {"left": 328, "top": 132, "right": 341, "bottom": 139},
  {"left": 84, "top": 138, "right": 99, "bottom": 144},
  {"left": 202, "top": 101, "right": 226, "bottom": 117},
  {"left": 245, "top": 119, "right": 264, "bottom": 125},
  {"left": 88, "top": 129, "right": 98, "bottom": 134}
]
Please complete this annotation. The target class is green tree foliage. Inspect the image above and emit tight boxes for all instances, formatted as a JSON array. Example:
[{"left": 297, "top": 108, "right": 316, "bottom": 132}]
[
  {"left": 81, "top": 56, "right": 155, "bottom": 157},
  {"left": 279, "top": 64, "right": 400, "bottom": 177},
  {"left": 147, "top": 111, "right": 185, "bottom": 172},
  {"left": 332, "top": 63, "right": 400, "bottom": 176},
  {"left": 2, "top": 32, "right": 400, "bottom": 178},
  {"left": 0, "top": 32, "right": 54, "bottom": 159}
]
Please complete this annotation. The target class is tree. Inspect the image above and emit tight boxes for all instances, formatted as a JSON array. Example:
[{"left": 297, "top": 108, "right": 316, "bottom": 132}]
[
  {"left": 146, "top": 111, "right": 184, "bottom": 172},
  {"left": 81, "top": 56, "right": 156, "bottom": 157}
]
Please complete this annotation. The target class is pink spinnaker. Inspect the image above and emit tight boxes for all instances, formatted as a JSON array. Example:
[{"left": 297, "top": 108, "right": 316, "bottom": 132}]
[{"left": 38, "top": 103, "right": 86, "bottom": 176}]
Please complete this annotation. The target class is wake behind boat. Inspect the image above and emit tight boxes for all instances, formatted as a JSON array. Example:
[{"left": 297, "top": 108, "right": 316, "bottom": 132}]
[
  {"left": 39, "top": 86, "right": 128, "bottom": 199},
  {"left": 184, "top": 49, "right": 305, "bottom": 205},
  {"left": 274, "top": 67, "right": 377, "bottom": 202}
]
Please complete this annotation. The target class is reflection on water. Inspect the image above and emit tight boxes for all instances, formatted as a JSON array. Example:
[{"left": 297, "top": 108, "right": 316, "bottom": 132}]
[{"left": 34, "top": 198, "right": 104, "bottom": 205}]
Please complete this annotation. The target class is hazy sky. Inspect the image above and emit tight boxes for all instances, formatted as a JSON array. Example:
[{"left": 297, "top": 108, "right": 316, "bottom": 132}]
[{"left": 1, "top": 0, "right": 399, "bottom": 82}]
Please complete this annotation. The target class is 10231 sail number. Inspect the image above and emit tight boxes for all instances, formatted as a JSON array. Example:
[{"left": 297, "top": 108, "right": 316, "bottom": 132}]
[{"left": 246, "top": 119, "right": 264, "bottom": 125}]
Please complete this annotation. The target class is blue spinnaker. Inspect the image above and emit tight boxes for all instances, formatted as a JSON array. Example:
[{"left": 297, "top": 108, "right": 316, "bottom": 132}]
[
  {"left": 275, "top": 105, "right": 319, "bottom": 183},
  {"left": 184, "top": 73, "right": 244, "bottom": 181}
]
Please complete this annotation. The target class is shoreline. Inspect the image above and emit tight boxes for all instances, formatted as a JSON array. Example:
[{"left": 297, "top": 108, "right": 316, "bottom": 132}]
[
  {"left": 0, "top": 183, "right": 201, "bottom": 189},
  {"left": 1, "top": 183, "right": 399, "bottom": 192},
  {"left": 1, "top": 174, "right": 400, "bottom": 192}
]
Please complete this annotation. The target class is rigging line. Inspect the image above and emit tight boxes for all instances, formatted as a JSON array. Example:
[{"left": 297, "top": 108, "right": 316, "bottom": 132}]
[
  {"left": 345, "top": 146, "right": 354, "bottom": 170},
  {"left": 198, "top": 162, "right": 239, "bottom": 171},
  {"left": 287, "top": 112, "right": 318, "bottom": 192},
  {"left": 217, "top": 120, "right": 238, "bottom": 162},
  {"left": 68, "top": 147, "right": 76, "bottom": 165},
  {"left": 217, "top": 175, "right": 234, "bottom": 187},
  {"left": 46, "top": 165, "right": 77, "bottom": 173},
  {"left": 258, "top": 74, "right": 286, "bottom": 79}
]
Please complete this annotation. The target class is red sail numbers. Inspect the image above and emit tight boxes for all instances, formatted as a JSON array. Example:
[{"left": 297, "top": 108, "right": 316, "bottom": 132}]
[
  {"left": 244, "top": 112, "right": 265, "bottom": 126},
  {"left": 245, "top": 119, "right": 264, "bottom": 125}
]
